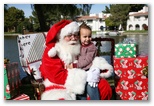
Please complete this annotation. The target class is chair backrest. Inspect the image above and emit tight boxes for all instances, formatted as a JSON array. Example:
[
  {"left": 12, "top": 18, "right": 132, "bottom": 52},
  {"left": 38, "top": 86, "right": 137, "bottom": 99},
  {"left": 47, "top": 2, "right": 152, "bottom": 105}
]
[
  {"left": 92, "top": 37, "right": 115, "bottom": 66},
  {"left": 92, "top": 37, "right": 116, "bottom": 100}
]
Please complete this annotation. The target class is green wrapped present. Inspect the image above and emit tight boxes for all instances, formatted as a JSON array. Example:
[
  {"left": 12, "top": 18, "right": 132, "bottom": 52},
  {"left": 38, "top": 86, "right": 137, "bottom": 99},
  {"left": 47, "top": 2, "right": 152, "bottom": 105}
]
[
  {"left": 4, "top": 65, "right": 11, "bottom": 99},
  {"left": 115, "top": 44, "right": 136, "bottom": 58}
]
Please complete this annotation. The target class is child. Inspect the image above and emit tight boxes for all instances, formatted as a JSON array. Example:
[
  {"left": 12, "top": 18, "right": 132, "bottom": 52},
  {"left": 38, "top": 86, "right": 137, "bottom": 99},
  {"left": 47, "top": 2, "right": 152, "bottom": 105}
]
[
  {"left": 49, "top": 21, "right": 113, "bottom": 100},
  {"left": 71, "top": 22, "right": 100, "bottom": 100}
]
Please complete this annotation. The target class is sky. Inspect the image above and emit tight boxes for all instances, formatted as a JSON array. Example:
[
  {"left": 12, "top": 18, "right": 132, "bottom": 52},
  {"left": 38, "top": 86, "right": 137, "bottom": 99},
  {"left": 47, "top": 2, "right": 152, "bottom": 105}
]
[
  {"left": 7, "top": 4, "right": 110, "bottom": 18},
  {"left": 8, "top": 4, "right": 33, "bottom": 18}
]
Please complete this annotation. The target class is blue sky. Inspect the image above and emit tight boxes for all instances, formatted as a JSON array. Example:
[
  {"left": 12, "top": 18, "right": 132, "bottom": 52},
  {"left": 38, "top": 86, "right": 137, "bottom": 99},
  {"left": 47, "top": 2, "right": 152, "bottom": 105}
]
[
  {"left": 8, "top": 4, "right": 110, "bottom": 18},
  {"left": 90, "top": 4, "right": 110, "bottom": 14},
  {"left": 8, "top": 4, "right": 33, "bottom": 18}
]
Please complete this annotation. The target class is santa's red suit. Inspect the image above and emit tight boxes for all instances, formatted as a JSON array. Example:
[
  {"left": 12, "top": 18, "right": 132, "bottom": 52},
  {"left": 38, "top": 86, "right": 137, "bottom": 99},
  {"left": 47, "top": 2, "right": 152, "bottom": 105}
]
[{"left": 39, "top": 20, "right": 112, "bottom": 100}]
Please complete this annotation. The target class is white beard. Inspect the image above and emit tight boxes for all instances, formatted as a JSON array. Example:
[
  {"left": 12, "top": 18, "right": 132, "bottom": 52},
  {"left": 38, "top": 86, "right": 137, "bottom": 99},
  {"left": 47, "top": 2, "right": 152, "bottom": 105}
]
[{"left": 55, "top": 40, "right": 80, "bottom": 65}]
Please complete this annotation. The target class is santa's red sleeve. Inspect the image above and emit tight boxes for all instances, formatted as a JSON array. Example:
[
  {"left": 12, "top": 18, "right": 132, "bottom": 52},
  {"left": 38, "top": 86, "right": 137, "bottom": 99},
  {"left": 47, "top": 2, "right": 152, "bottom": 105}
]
[
  {"left": 39, "top": 47, "right": 68, "bottom": 85},
  {"left": 98, "top": 78, "right": 112, "bottom": 100}
]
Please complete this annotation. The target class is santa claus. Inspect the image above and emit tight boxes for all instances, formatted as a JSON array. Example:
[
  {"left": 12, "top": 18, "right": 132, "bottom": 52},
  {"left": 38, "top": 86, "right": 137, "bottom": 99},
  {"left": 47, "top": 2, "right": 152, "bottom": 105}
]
[{"left": 39, "top": 20, "right": 112, "bottom": 100}]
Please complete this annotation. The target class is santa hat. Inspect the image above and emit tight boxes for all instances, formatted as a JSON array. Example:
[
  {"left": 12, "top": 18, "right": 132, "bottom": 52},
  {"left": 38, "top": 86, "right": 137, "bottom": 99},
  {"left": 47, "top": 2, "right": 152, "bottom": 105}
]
[
  {"left": 45, "top": 20, "right": 71, "bottom": 48},
  {"left": 59, "top": 21, "right": 79, "bottom": 41},
  {"left": 46, "top": 20, "right": 79, "bottom": 57}
]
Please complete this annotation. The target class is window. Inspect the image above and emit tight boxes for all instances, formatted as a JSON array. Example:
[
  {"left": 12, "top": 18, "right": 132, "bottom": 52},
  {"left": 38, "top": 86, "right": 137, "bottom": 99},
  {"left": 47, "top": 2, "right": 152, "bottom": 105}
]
[{"left": 87, "top": 20, "right": 93, "bottom": 23}]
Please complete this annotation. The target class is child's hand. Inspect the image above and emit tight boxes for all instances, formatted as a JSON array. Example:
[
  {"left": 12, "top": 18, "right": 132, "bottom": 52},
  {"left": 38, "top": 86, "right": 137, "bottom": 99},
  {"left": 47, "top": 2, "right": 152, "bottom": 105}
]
[{"left": 65, "top": 63, "right": 73, "bottom": 69}]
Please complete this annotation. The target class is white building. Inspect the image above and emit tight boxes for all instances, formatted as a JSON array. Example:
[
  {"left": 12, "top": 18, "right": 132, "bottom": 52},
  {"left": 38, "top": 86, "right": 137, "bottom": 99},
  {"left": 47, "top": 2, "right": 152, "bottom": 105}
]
[
  {"left": 76, "top": 13, "right": 111, "bottom": 31},
  {"left": 127, "top": 6, "right": 148, "bottom": 31}
]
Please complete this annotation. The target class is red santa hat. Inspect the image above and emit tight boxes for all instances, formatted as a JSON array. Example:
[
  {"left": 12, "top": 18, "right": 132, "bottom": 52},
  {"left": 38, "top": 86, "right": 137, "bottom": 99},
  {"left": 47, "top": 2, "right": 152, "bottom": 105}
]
[
  {"left": 45, "top": 20, "right": 79, "bottom": 48},
  {"left": 45, "top": 20, "right": 71, "bottom": 48},
  {"left": 59, "top": 21, "right": 79, "bottom": 41},
  {"left": 46, "top": 20, "right": 79, "bottom": 57}
]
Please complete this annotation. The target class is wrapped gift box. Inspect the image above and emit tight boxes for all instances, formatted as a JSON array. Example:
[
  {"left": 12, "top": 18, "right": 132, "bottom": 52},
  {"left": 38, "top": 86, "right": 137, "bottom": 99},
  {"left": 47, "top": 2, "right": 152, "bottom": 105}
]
[
  {"left": 4, "top": 65, "right": 10, "bottom": 100},
  {"left": 4, "top": 62, "right": 21, "bottom": 99},
  {"left": 13, "top": 94, "right": 30, "bottom": 100},
  {"left": 114, "top": 56, "right": 148, "bottom": 100},
  {"left": 115, "top": 44, "right": 136, "bottom": 58}
]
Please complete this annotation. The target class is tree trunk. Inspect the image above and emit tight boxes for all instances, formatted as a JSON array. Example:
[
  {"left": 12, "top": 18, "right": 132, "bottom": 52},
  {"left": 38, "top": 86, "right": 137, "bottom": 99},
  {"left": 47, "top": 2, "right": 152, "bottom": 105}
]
[{"left": 34, "top": 4, "right": 49, "bottom": 32}]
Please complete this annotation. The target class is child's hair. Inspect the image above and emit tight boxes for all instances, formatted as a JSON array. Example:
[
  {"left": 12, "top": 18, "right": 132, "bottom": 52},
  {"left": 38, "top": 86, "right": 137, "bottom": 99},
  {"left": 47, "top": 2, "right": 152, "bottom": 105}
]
[{"left": 79, "top": 22, "right": 92, "bottom": 34}]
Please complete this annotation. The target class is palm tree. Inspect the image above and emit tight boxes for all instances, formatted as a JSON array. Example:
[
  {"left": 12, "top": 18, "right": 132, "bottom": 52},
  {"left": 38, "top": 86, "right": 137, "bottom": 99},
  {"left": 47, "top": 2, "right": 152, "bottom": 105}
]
[
  {"left": 32, "top": 4, "right": 49, "bottom": 32},
  {"left": 4, "top": 4, "right": 8, "bottom": 13}
]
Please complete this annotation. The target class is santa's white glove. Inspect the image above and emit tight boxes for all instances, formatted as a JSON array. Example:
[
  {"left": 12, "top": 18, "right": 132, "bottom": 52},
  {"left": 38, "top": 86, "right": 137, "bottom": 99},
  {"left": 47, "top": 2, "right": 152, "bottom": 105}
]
[{"left": 86, "top": 67, "right": 100, "bottom": 88}]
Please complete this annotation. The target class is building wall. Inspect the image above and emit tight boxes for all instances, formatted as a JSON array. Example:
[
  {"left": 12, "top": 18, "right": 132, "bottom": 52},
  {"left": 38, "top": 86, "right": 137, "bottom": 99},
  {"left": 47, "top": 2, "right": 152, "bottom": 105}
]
[
  {"left": 77, "top": 13, "right": 110, "bottom": 31},
  {"left": 78, "top": 19, "right": 106, "bottom": 31},
  {"left": 127, "top": 6, "right": 148, "bottom": 31},
  {"left": 127, "top": 16, "right": 148, "bottom": 30}
]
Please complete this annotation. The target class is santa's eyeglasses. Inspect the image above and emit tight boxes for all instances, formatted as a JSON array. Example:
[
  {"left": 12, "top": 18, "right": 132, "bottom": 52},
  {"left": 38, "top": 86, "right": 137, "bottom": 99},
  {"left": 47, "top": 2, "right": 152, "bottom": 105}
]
[{"left": 66, "top": 34, "right": 79, "bottom": 38}]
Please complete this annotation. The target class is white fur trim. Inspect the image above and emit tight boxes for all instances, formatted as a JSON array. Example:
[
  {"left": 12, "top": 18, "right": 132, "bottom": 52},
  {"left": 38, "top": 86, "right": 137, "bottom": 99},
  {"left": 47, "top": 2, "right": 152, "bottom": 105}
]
[
  {"left": 48, "top": 47, "right": 57, "bottom": 57},
  {"left": 41, "top": 79, "right": 76, "bottom": 100},
  {"left": 41, "top": 89, "right": 76, "bottom": 100},
  {"left": 91, "top": 57, "right": 114, "bottom": 78},
  {"left": 43, "top": 79, "right": 52, "bottom": 87},
  {"left": 64, "top": 68, "right": 87, "bottom": 94},
  {"left": 41, "top": 69, "right": 86, "bottom": 100},
  {"left": 43, "top": 79, "right": 64, "bottom": 87},
  {"left": 60, "top": 22, "right": 79, "bottom": 40},
  {"left": 99, "top": 65, "right": 113, "bottom": 78}
]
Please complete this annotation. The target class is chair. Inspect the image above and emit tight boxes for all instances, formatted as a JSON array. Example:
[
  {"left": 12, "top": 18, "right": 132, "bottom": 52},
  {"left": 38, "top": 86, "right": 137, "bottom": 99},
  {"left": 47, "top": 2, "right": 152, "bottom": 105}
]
[{"left": 92, "top": 37, "right": 116, "bottom": 100}]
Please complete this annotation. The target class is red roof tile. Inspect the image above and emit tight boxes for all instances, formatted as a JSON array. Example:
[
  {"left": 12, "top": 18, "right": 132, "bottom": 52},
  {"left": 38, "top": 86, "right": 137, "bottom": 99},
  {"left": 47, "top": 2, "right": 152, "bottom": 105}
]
[
  {"left": 130, "top": 12, "right": 148, "bottom": 16},
  {"left": 76, "top": 15, "right": 106, "bottom": 21}
]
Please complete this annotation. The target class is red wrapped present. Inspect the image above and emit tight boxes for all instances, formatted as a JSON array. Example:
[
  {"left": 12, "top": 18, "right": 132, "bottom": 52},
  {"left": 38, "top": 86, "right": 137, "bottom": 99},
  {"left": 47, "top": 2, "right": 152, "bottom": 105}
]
[
  {"left": 13, "top": 94, "right": 30, "bottom": 100},
  {"left": 114, "top": 56, "right": 148, "bottom": 100}
]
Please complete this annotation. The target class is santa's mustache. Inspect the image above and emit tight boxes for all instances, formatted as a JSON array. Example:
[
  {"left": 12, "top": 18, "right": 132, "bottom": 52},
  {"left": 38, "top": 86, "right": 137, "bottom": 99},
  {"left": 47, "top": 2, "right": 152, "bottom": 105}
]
[{"left": 68, "top": 41, "right": 78, "bottom": 45}]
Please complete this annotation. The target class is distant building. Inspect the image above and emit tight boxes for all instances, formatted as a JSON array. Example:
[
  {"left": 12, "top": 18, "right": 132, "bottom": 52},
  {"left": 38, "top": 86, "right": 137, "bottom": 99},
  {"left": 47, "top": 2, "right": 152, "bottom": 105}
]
[
  {"left": 76, "top": 13, "right": 111, "bottom": 31},
  {"left": 127, "top": 6, "right": 148, "bottom": 31}
]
